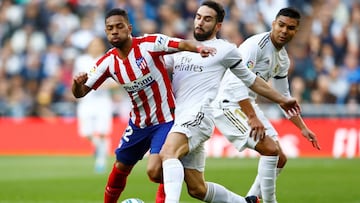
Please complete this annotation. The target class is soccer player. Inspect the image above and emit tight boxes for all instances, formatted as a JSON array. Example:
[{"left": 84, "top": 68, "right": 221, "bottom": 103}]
[
  {"left": 71, "top": 8, "right": 216, "bottom": 203},
  {"left": 73, "top": 37, "right": 116, "bottom": 173},
  {"left": 158, "top": 1, "right": 300, "bottom": 203},
  {"left": 213, "top": 7, "right": 321, "bottom": 202}
]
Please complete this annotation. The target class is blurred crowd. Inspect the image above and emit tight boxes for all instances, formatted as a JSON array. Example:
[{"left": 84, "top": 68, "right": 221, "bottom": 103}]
[{"left": 0, "top": 0, "right": 359, "bottom": 118}]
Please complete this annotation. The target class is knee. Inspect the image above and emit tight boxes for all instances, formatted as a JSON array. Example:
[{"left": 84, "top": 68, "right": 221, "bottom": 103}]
[
  {"left": 263, "top": 145, "right": 279, "bottom": 156},
  {"left": 147, "top": 158, "right": 163, "bottom": 183},
  {"left": 277, "top": 150, "right": 287, "bottom": 167},
  {"left": 187, "top": 185, "right": 207, "bottom": 200},
  {"left": 256, "top": 138, "right": 279, "bottom": 156},
  {"left": 147, "top": 166, "right": 162, "bottom": 183}
]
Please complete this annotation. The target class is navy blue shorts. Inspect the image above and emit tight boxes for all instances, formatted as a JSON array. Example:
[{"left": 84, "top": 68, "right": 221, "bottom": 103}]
[{"left": 115, "top": 120, "right": 174, "bottom": 165}]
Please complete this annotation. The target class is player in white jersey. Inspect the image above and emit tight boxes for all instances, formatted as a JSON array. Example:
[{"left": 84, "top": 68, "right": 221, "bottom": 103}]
[
  {"left": 71, "top": 8, "right": 216, "bottom": 203},
  {"left": 158, "top": 2, "right": 300, "bottom": 203},
  {"left": 73, "top": 37, "right": 116, "bottom": 173},
  {"left": 213, "top": 7, "right": 321, "bottom": 202}
]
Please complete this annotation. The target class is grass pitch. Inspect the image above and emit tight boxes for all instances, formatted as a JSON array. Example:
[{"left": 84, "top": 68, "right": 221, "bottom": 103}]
[{"left": 0, "top": 156, "right": 359, "bottom": 203}]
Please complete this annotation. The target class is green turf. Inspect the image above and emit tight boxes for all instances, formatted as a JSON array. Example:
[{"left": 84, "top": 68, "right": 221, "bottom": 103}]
[{"left": 0, "top": 156, "right": 359, "bottom": 203}]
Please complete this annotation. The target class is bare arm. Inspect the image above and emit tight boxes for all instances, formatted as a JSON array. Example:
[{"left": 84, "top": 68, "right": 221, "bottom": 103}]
[
  {"left": 72, "top": 72, "right": 92, "bottom": 98},
  {"left": 178, "top": 40, "right": 216, "bottom": 57},
  {"left": 238, "top": 99, "right": 265, "bottom": 141},
  {"left": 249, "top": 77, "right": 300, "bottom": 116},
  {"left": 289, "top": 116, "right": 321, "bottom": 150}
]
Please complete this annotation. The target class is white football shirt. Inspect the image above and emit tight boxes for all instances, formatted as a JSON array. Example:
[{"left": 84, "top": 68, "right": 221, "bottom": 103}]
[
  {"left": 166, "top": 38, "right": 256, "bottom": 112},
  {"left": 217, "top": 32, "right": 291, "bottom": 103}
]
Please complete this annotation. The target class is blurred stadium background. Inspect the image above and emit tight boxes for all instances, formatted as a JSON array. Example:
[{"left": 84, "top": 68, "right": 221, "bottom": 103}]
[{"left": 0, "top": 0, "right": 359, "bottom": 202}]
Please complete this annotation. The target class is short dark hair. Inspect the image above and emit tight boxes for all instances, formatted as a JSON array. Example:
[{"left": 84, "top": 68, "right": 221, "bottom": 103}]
[
  {"left": 276, "top": 7, "right": 301, "bottom": 21},
  {"left": 105, "top": 8, "right": 129, "bottom": 23},
  {"left": 201, "top": 0, "right": 225, "bottom": 23}
]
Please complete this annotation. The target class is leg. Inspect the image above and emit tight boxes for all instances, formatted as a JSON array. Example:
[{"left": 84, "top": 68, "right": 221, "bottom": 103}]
[
  {"left": 95, "top": 134, "right": 109, "bottom": 173},
  {"left": 184, "top": 167, "right": 254, "bottom": 203},
  {"left": 182, "top": 144, "right": 256, "bottom": 203},
  {"left": 247, "top": 136, "right": 279, "bottom": 203},
  {"left": 104, "top": 161, "right": 134, "bottom": 203},
  {"left": 276, "top": 140, "right": 287, "bottom": 170},
  {"left": 159, "top": 132, "right": 189, "bottom": 203},
  {"left": 147, "top": 154, "right": 165, "bottom": 203}
]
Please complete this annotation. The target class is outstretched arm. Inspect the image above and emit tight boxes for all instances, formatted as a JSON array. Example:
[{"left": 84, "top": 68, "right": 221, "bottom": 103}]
[
  {"left": 178, "top": 40, "right": 216, "bottom": 57},
  {"left": 249, "top": 77, "right": 300, "bottom": 117},
  {"left": 289, "top": 116, "right": 321, "bottom": 150},
  {"left": 72, "top": 72, "right": 92, "bottom": 98}
]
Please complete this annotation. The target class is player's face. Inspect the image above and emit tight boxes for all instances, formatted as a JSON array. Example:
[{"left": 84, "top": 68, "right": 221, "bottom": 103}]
[
  {"left": 193, "top": 6, "right": 220, "bottom": 41},
  {"left": 105, "top": 15, "right": 132, "bottom": 48},
  {"left": 271, "top": 15, "right": 299, "bottom": 49}
]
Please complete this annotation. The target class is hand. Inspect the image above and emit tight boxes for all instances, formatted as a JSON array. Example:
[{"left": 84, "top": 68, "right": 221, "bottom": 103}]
[
  {"left": 197, "top": 46, "right": 216, "bottom": 57},
  {"left": 73, "top": 72, "right": 88, "bottom": 85},
  {"left": 248, "top": 116, "right": 266, "bottom": 141},
  {"left": 301, "top": 128, "right": 321, "bottom": 150},
  {"left": 279, "top": 97, "right": 301, "bottom": 118}
]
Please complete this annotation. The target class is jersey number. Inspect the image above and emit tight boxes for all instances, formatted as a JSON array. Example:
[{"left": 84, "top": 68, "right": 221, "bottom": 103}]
[{"left": 123, "top": 126, "right": 134, "bottom": 142}]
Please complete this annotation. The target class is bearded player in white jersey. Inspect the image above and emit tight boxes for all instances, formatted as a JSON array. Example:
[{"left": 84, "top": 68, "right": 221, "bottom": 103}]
[
  {"left": 158, "top": 1, "right": 301, "bottom": 203},
  {"left": 212, "top": 7, "right": 321, "bottom": 202},
  {"left": 72, "top": 8, "right": 216, "bottom": 203}
]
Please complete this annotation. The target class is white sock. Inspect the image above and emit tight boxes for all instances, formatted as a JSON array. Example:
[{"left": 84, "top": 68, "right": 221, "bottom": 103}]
[
  {"left": 95, "top": 138, "right": 108, "bottom": 169},
  {"left": 163, "top": 159, "right": 184, "bottom": 203},
  {"left": 247, "top": 174, "right": 261, "bottom": 197},
  {"left": 203, "top": 182, "right": 247, "bottom": 203},
  {"left": 247, "top": 167, "right": 283, "bottom": 199},
  {"left": 258, "top": 156, "right": 279, "bottom": 203}
]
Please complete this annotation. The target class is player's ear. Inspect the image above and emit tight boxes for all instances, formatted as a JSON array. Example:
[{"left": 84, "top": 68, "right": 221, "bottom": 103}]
[
  {"left": 215, "top": 22, "right": 222, "bottom": 32},
  {"left": 128, "top": 24, "right": 133, "bottom": 34}
]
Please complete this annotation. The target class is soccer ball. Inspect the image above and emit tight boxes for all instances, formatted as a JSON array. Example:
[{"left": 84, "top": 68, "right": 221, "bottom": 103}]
[{"left": 121, "top": 198, "right": 145, "bottom": 203}]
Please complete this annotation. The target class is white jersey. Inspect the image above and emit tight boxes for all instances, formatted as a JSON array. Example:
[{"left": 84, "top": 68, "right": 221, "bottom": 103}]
[
  {"left": 165, "top": 38, "right": 256, "bottom": 158},
  {"left": 73, "top": 54, "right": 113, "bottom": 136},
  {"left": 85, "top": 34, "right": 180, "bottom": 128},
  {"left": 166, "top": 38, "right": 256, "bottom": 113},
  {"left": 217, "top": 32, "right": 291, "bottom": 104},
  {"left": 74, "top": 54, "right": 113, "bottom": 107}
]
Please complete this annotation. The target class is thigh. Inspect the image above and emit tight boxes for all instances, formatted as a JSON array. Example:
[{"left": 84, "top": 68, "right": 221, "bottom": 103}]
[
  {"left": 170, "top": 109, "right": 214, "bottom": 152},
  {"left": 115, "top": 121, "right": 153, "bottom": 165}
]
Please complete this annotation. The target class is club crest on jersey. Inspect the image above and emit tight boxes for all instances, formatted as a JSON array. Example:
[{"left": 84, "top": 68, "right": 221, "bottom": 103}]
[
  {"left": 246, "top": 61, "right": 254, "bottom": 69},
  {"left": 136, "top": 57, "right": 147, "bottom": 70},
  {"left": 88, "top": 66, "right": 97, "bottom": 77}
]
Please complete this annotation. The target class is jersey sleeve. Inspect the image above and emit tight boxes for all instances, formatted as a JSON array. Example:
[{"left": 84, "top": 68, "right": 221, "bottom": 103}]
[
  {"left": 144, "top": 34, "right": 181, "bottom": 53},
  {"left": 238, "top": 39, "right": 259, "bottom": 70},
  {"left": 272, "top": 77, "right": 291, "bottom": 98},
  {"left": 221, "top": 70, "right": 250, "bottom": 102},
  {"left": 272, "top": 76, "right": 292, "bottom": 118},
  {"left": 223, "top": 45, "right": 256, "bottom": 87},
  {"left": 163, "top": 54, "right": 175, "bottom": 76},
  {"left": 85, "top": 56, "right": 111, "bottom": 90}
]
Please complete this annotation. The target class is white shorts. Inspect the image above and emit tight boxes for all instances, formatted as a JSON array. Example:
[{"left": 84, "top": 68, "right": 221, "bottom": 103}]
[
  {"left": 212, "top": 100, "right": 278, "bottom": 152},
  {"left": 77, "top": 103, "right": 113, "bottom": 137},
  {"left": 169, "top": 105, "right": 215, "bottom": 152},
  {"left": 181, "top": 143, "right": 206, "bottom": 172},
  {"left": 169, "top": 105, "right": 214, "bottom": 172}
]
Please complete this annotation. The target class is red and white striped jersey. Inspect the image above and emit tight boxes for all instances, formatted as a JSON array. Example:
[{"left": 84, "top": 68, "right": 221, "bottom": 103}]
[{"left": 85, "top": 34, "right": 181, "bottom": 128}]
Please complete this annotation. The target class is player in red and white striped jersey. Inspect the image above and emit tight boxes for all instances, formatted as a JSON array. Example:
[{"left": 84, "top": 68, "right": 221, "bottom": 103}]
[{"left": 72, "top": 8, "right": 215, "bottom": 203}]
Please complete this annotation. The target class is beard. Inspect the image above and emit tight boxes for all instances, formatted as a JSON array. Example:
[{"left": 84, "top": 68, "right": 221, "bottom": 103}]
[
  {"left": 110, "top": 41, "right": 124, "bottom": 48},
  {"left": 193, "top": 29, "right": 213, "bottom": 41}
]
